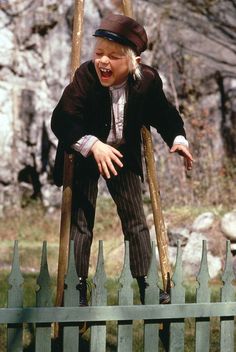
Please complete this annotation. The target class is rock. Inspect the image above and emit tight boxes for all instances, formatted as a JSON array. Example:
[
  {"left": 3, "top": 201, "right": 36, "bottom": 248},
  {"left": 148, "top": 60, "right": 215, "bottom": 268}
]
[
  {"left": 182, "top": 232, "right": 222, "bottom": 278},
  {"left": 192, "top": 212, "right": 215, "bottom": 232},
  {"left": 149, "top": 225, "right": 157, "bottom": 244},
  {"left": 0, "top": 27, "right": 14, "bottom": 66},
  {"left": 0, "top": 0, "right": 235, "bottom": 213},
  {"left": 221, "top": 210, "right": 236, "bottom": 241},
  {"left": 167, "top": 227, "right": 190, "bottom": 246},
  {"left": 146, "top": 213, "right": 154, "bottom": 228},
  {"left": 152, "top": 231, "right": 222, "bottom": 278},
  {"left": 168, "top": 246, "right": 177, "bottom": 267},
  {"left": 204, "top": 253, "right": 222, "bottom": 279},
  {"left": 149, "top": 223, "right": 170, "bottom": 245},
  {"left": 41, "top": 184, "right": 61, "bottom": 209}
]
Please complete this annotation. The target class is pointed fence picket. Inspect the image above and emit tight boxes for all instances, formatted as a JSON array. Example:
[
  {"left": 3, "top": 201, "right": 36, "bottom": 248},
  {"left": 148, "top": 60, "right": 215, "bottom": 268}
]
[
  {"left": 90, "top": 240, "right": 107, "bottom": 352},
  {"left": 220, "top": 241, "right": 235, "bottom": 351},
  {"left": 0, "top": 239, "right": 235, "bottom": 352},
  {"left": 7, "top": 240, "right": 24, "bottom": 352},
  {"left": 195, "top": 240, "right": 211, "bottom": 351},
  {"left": 144, "top": 244, "right": 160, "bottom": 351},
  {"left": 117, "top": 241, "right": 133, "bottom": 352},
  {"left": 63, "top": 240, "right": 80, "bottom": 352},
  {"left": 169, "top": 241, "right": 185, "bottom": 351},
  {"left": 35, "top": 241, "right": 52, "bottom": 352}
]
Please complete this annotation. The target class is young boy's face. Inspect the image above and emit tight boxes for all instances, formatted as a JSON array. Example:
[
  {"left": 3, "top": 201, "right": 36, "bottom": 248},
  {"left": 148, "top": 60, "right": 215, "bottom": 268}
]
[{"left": 93, "top": 38, "right": 131, "bottom": 87}]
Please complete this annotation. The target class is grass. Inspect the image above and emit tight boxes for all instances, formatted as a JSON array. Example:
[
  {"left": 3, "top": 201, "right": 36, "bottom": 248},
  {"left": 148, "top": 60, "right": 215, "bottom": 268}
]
[
  {"left": 0, "top": 197, "right": 123, "bottom": 276},
  {"left": 0, "top": 198, "right": 229, "bottom": 275}
]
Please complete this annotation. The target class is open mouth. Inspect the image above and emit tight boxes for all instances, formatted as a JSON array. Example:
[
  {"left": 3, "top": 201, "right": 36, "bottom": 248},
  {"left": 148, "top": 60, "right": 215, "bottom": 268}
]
[{"left": 100, "top": 67, "right": 112, "bottom": 78}]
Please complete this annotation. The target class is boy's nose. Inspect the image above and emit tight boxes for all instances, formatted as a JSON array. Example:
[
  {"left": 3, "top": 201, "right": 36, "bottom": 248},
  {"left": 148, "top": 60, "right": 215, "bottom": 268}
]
[{"left": 100, "top": 55, "right": 109, "bottom": 64}]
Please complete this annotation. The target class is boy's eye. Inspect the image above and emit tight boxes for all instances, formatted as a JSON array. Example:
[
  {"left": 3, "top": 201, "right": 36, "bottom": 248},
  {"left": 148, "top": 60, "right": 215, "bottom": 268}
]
[
  {"left": 110, "top": 55, "right": 121, "bottom": 59},
  {"left": 95, "top": 52, "right": 124, "bottom": 60}
]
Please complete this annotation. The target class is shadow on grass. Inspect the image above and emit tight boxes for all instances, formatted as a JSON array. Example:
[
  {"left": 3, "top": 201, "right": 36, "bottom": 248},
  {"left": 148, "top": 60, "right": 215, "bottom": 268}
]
[
  {"left": 23, "top": 332, "right": 90, "bottom": 352},
  {"left": 22, "top": 333, "right": 117, "bottom": 352}
]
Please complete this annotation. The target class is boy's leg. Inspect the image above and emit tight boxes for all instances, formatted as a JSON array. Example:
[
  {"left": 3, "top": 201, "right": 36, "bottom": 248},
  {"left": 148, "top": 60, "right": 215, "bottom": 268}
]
[
  {"left": 106, "top": 168, "right": 170, "bottom": 306},
  {"left": 106, "top": 168, "right": 152, "bottom": 277},
  {"left": 71, "top": 171, "right": 99, "bottom": 279}
]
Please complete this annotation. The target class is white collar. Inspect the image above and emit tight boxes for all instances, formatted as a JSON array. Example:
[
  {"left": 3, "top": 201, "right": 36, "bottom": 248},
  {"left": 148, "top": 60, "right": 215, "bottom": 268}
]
[{"left": 109, "top": 80, "right": 127, "bottom": 91}]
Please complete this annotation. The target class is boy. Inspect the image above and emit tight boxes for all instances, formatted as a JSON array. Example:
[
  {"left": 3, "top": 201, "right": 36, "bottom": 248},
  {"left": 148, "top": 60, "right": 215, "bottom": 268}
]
[{"left": 51, "top": 14, "right": 193, "bottom": 305}]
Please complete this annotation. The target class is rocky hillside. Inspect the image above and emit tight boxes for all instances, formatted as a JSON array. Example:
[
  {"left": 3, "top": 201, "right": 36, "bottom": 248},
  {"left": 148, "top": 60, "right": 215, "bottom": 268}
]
[{"left": 0, "top": 0, "right": 235, "bottom": 215}]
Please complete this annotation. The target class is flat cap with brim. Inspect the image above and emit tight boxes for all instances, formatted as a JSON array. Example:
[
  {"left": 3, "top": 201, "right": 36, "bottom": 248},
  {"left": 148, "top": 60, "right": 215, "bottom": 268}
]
[{"left": 93, "top": 14, "right": 148, "bottom": 55}]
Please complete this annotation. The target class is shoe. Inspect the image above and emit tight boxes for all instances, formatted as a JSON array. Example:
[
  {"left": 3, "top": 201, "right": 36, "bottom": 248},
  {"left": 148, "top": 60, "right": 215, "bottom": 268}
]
[
  {"left": 137, "top": 276, "right": 170, "bottom": 304},
  {"left": 159, "top": 289, "right": 170, "bottom": 304},
  {"left": 77, "top": 277, "right": 89, "bottom": 334},
  {"left": 77, "top": 277, "right": 88, "bottom": 306}
]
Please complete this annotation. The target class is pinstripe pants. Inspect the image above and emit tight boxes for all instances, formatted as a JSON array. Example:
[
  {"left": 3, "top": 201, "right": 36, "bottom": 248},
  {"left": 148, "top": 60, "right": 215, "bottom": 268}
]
[{"left": 71, "top": 166, "right": 152, "bottom": 278}]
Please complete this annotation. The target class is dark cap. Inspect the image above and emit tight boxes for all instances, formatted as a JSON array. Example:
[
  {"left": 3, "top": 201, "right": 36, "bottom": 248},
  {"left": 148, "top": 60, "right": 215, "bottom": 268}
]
[{"left": 93, "top": 14, "right": 148, "bottom": 55}]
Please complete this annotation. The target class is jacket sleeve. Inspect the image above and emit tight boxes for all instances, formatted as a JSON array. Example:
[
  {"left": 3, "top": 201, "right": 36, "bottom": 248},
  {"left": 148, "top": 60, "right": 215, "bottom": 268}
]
[
  {"left": 145, "top": 70, "right": 186, "bottom": 148},
  {"left": 51, "top": 63, "right": 90, "bottom": 150}
]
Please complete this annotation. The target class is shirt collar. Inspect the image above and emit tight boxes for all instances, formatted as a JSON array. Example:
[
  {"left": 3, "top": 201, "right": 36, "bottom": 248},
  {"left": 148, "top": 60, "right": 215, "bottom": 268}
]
[{"left": 109, "top": 80, "right": 127, "bottom": 91}]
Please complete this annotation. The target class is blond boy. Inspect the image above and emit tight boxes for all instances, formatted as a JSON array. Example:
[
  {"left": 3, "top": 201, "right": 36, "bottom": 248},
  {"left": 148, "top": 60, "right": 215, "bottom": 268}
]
[{"left": 51, "top": 14, "right": 193, "bottom": 305}]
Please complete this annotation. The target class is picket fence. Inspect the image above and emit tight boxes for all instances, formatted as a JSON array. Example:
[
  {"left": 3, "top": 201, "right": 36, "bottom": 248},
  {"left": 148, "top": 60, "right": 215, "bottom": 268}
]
[{"left": 0, "top": 239, "right": 235, "bottom": 352}]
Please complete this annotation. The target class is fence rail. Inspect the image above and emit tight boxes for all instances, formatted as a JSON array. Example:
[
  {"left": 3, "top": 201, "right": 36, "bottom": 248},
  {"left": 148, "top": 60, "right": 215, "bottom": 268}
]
[
  {"left": 0, "top": 239, "right": 235, "bottom": 351},
  {"left": 1, "top": 302, "right": 236, "bottom": 323}
]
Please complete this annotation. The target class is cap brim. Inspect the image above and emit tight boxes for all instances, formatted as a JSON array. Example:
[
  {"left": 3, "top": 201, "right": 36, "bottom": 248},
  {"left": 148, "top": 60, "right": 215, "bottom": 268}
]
[{"left": 93, "top": 29, "right": 137, "bottom": 52}]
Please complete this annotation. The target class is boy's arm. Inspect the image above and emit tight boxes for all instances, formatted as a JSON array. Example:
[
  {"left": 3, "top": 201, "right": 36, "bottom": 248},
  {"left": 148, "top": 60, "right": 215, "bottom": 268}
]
[
  {"left": 171, "top": 136, "right": 193, "bottom": 170},
  {"left": 170, "top": 142, "right": 193, "bottom": 170},
  {"left": 173, "top": 135, "right": 189, "bottom": 148},
  {"left": 90, "top": 141, "right": 123, "bottom": 179},
  {"left": 146, "top": 70, "right": 186, "bottom": 146},
  {"left": 72, "top": 136, "right": 123, "bottom": 179},
  {"left": 72, "top": 135, "right": 98, "bottom": 157},
  {"left": 51, "top": 64, "right": 90, "bottom": 150},
  {"left": 145, "top": 70, "right": 193, "bottom": 170}
]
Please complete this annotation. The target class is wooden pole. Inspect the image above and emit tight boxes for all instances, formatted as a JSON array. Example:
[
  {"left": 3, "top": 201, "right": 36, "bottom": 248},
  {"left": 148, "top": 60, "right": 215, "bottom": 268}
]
[
  {"left": 142, "top": 127, "right": 172, "bottom": 289},
  {"left": 122, "top": 0, "right": 171, "bottom": 290},
  {"left": 55, "top": 0, "right": 84, "bottom": 310}
]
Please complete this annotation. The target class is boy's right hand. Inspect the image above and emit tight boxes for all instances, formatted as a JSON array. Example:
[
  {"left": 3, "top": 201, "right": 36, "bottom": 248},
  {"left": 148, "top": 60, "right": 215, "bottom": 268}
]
[{"left": 91, "top": 140, "right": 123, "bottom": 179}]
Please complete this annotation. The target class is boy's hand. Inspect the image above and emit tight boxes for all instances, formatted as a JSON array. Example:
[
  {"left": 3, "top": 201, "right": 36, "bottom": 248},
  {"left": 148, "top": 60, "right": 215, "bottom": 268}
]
[
  {"left": 91, "top": 140, "right": 123, "bottom": 178},
  {"left": 170, "top": 144, "right": 193, "bottom": 170}
]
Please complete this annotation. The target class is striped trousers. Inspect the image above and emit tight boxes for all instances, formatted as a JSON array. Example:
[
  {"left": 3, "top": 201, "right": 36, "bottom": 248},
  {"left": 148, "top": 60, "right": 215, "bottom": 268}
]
[{"left": 71, "top": 166, "right": 152, "bottom": 278}]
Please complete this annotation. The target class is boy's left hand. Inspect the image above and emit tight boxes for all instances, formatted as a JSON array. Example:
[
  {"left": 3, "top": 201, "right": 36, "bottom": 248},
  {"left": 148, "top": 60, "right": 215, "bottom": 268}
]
[{"left": 170, "top": 144, "right": 193, "bottom": 170}]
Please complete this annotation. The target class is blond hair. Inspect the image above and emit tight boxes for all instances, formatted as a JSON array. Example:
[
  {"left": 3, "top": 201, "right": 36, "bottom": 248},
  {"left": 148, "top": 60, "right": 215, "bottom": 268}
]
[{"left": 124, "top": 47, "right": 142, "bottom": 80}]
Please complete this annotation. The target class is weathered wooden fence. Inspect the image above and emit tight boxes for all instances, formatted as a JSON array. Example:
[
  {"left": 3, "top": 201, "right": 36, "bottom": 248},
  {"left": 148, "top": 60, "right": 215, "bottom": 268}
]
[{"left": 0, "top": 239, "right": 235, "bottom": 351}]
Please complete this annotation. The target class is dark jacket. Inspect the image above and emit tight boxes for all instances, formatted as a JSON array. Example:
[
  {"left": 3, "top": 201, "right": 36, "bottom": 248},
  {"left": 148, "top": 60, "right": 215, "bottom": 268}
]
[{"left": 51, "top": 60, "right": 186, "bottom": 186}]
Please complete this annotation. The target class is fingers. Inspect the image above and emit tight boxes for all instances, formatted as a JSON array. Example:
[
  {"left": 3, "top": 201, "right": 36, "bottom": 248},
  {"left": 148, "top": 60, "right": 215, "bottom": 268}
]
[
  {"left": 170, "top": 144, "right": 192, "bottom": 158},
  {"left": 109, "top": 147, "right": 124, "bottom": 168},
  {"left": 184, "top": 156, "right": 193, "bottom": 171},
  {"left": 102, "top": 154, "right": 124, "bottom": 178},
  {"left": 99, "top": 159, "right": 119, "bottom": 179},
  {"left": 170, "top": 144, "right": 194, "bottom": 171},
  {"left": 110, "top": 146, "right": 123, "bottom": 159},
  {"left": 91, "top": 141, "right": 123, "bottom": 178}
]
